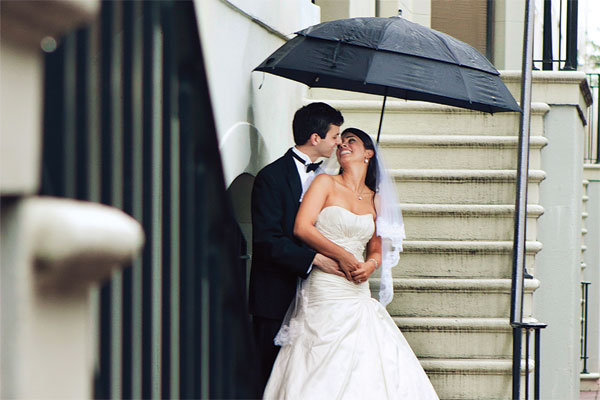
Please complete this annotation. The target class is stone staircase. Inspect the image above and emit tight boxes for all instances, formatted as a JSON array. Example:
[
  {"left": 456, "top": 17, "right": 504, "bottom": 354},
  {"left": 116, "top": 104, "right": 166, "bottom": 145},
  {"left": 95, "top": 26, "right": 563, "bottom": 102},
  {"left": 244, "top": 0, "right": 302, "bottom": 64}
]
[{"left": 307, "top": 89, "right": 548, "bottom": 399}]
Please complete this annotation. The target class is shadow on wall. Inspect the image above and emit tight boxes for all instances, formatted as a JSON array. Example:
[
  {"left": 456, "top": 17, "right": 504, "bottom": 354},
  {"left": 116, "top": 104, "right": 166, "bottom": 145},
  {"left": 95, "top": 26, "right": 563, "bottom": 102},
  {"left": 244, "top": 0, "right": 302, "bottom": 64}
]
[
  {"left": 220, "top": 121, "right": 267, "bottom": 187},
  {"left": 227, "top": 172, "right": 255, "bottom": 297}
]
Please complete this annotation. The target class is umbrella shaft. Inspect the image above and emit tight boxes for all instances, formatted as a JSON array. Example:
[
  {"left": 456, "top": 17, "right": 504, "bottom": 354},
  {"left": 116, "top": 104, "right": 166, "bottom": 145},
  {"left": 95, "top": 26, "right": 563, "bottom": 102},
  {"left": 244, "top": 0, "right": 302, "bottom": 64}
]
[{"left": 376, "top": 93, "right": 388, "bottom": 146}]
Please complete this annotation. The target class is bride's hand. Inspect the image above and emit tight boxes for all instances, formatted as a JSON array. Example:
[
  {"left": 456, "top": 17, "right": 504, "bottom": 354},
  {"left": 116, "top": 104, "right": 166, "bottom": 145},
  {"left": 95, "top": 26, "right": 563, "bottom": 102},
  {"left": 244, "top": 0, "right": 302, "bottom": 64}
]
[
  {"left": 351, "top": 261, "right": 377, "bottom": 284},
  {"left": 337, "top": 252, "right": 359, "bottom": 281}
]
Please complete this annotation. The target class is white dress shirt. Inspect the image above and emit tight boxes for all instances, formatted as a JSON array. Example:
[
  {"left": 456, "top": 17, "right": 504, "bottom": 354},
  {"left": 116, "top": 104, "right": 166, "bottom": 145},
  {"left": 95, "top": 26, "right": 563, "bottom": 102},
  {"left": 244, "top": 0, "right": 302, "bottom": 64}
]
[
  {"left": 291, "top": 147, "right": 323, "bottom": 201},
  {"left": 291, "top": 147, "right": 324, "bottom": 273}
]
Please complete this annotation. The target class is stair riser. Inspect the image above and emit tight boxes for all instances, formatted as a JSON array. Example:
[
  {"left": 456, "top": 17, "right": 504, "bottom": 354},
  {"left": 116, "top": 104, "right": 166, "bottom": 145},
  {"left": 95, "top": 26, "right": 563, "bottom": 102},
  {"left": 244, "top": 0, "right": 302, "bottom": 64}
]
[
  {"left": 339, "top": 111, "right": 545, "bottom": 137},
  {"left": 428, "top": 373, "right": 533, "bottom": 400},
  {"left": 394, "top": 253, "right": 537, "bottom": 279},
  {"left": 396, "top": 180, "right": 540, "bottom": 205},
  {"left": 402, "top": 329, "right": 513, "bottom": 359},
  {"left": 403, "top": 214, "right": 539, "bottom": 241},
  {"left": 387, "top": 290, "right": 535, "bottom": 318},
  {"left": 380, "top": 146, "right": 543, "bottom": 170}
]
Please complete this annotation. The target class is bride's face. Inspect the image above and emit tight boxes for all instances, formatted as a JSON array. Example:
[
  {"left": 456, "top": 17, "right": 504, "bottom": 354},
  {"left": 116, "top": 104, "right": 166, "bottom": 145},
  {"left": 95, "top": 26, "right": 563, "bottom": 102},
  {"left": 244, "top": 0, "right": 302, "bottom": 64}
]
[{"left": 336, "top": 133, "right": 372, "bottom": 166}]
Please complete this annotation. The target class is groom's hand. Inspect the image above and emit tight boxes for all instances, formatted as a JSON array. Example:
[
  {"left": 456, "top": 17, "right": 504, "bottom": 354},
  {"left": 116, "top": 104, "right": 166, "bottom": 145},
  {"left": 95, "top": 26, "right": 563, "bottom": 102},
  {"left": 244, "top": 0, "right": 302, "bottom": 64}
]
[
  {"left": 337, "top": 252, "right": 360, "bottom": 282},
  {"left": 313, "top": 254, "right": 346, "bottom": 278}
]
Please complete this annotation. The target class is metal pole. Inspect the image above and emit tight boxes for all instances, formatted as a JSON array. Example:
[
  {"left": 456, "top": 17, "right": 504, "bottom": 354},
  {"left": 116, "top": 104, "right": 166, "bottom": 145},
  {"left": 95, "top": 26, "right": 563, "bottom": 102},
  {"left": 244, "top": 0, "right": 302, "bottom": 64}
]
[
  {"left": 512, "top": 0, "right": 534, "bottom": 397},
  {"left": 376, "top": 90, "right": 388, "bottom": 145},
  {"left": 534, "top": 328, "right": 541, "bottom": 400}
]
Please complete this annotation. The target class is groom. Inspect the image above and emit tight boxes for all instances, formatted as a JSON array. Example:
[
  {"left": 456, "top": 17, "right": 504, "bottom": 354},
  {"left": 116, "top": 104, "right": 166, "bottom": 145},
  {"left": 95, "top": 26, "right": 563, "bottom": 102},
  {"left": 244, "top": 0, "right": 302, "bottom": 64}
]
[{"left": 249, "top": 102, "right": 345, "bottom": 389}]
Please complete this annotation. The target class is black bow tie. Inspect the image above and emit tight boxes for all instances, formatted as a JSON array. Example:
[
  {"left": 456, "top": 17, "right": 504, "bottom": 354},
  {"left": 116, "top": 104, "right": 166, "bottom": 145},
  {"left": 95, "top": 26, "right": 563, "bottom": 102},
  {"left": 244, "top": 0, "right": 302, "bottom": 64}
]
[{"left": 292, "top": 151, "right": 322, "bottom": 173}]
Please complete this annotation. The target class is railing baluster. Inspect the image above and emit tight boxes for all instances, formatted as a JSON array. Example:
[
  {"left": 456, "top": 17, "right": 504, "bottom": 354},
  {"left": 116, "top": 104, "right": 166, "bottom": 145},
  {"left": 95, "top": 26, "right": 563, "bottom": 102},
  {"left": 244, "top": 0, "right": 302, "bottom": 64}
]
[
  {"left": 563, "top": 0, "right": 578, "bottom": 70},
  {"left": 514, "top": 322, "right": 547, "bottom": 399},
  {"left": 542, "top": 0, "right": 553, "bottom": 70},
  {"left": 525, "top": 328, "right": 530, "bottom": 399},
  {"left": 534, "top": 0, "right": 580, "bottom": 72},
  {"left": 534, "top": 328, "right": 542, "bottom": 399},
  {"left": 581, "top": 281, "right": 591, "bottom": 374}
]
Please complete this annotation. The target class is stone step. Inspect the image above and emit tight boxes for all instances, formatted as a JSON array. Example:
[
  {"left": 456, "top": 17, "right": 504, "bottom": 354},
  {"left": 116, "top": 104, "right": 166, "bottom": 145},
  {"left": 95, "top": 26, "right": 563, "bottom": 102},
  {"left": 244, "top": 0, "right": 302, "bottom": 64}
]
[
  {"left": 422, "top": 358, "right": 534, "bottom": 399},
  {"left": 305, "top": 95, "right": 549, "bottom": 136},
  {"left": 370, "top": 278, "right": 539, "bottom": 318},
  {"left": 401, "top": 204, "right": 544, "bottom": 241},
  {"left": 395, "top": 317, "right": 537, "bottom": 359},
  {"left": 378, "top": 135, "right": 548, "bottom": 170},
  {"left": 392, "top": 169, "right": 546, "bottom": 205},
  {"left": 394, "top": 240, "right": 542, "bottom": 279}
]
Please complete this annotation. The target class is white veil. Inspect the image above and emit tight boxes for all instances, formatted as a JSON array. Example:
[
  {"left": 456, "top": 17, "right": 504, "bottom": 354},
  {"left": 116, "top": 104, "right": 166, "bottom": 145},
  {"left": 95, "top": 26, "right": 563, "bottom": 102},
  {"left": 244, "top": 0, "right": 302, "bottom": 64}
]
[{"left": 372, "top": 147, "right": 405, "bottom": 306}]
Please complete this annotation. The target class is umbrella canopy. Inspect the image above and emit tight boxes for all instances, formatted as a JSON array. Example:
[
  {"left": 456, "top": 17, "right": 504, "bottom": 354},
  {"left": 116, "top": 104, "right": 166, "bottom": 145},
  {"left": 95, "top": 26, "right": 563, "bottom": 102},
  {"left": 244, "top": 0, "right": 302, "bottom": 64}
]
[{"left": 255, "top": 16, "right": 520, "bottom": 114}]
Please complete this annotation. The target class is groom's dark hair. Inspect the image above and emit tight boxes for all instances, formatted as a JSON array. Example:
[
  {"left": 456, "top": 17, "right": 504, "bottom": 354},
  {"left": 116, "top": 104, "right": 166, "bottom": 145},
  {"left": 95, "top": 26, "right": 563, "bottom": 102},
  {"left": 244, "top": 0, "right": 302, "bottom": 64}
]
[{"left": 292, "top": 102, "right": 344, "bottom": 145}]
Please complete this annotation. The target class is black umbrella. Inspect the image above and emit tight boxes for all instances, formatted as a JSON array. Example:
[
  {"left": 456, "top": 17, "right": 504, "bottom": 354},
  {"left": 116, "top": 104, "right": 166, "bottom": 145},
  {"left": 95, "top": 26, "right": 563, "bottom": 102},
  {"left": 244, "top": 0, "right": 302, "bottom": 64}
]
[{"left": 254, "top": 16, "right": 520, "bottom": 143}]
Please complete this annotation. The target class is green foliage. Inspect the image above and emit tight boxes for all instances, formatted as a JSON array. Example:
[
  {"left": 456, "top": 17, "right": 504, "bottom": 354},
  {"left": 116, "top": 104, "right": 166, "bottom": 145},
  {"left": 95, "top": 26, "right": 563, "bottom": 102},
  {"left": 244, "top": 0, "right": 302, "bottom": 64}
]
[{"left": 583, "top": 39, "right": 600, "bottom": 72}]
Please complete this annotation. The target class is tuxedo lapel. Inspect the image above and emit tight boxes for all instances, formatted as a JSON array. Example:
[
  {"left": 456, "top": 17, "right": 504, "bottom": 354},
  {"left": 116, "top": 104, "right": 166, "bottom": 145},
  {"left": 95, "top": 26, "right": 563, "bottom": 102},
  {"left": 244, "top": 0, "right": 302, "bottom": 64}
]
[{"left": 284, "top": 149, "right": 302, "bottom": 204}]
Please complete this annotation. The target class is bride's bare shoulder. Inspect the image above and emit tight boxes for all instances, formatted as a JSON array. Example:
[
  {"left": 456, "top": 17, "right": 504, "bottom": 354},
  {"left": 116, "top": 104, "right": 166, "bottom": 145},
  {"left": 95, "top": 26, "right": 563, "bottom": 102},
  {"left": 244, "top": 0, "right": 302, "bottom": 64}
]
[{"left": 312, "top": 173, "right": 336, "bottom": 186}]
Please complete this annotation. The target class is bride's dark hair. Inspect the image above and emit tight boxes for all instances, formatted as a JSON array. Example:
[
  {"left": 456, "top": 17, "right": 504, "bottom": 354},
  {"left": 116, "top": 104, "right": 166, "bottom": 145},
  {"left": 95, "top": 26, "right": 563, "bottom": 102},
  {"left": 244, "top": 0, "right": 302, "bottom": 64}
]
[{"left": 340, "top": 127, "right": 379, "bottom": 193}]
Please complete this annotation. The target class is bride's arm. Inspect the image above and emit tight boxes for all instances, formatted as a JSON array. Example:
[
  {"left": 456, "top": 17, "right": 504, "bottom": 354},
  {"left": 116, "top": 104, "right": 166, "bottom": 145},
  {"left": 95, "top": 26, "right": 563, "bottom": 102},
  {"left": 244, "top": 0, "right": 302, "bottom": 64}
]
[
  {"left": 294, "top": 175, "right": 360, "bottom": 280},
  {"left": 351, "top": 230, "right": 382, "bottom": 283}
]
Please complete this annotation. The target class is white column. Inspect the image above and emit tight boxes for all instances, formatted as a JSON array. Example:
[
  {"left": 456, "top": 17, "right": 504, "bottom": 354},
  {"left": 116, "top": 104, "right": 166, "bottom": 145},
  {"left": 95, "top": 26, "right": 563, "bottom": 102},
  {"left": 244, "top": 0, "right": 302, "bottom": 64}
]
[{"left": 535, "top": 105, "right": 585, "bottom": 399}]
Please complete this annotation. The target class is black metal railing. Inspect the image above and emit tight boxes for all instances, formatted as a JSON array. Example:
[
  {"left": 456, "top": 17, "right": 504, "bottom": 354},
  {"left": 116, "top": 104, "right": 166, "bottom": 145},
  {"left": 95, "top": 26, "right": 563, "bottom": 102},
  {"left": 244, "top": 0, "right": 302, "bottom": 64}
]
[
  {"left": 513, "top": 322, "right": 548, "bottom": 400},
  {"left": 585, "top": 73, "right": 600, "bottom": 164},
  {"left": 533, "top": 0, "right": 578, "bottom": 71},
  {"left": 41, "top": 1, "right": 259, "bottom": 398},
  {"left": 581, "top": 281, "right": 591, "bottom": 374}
]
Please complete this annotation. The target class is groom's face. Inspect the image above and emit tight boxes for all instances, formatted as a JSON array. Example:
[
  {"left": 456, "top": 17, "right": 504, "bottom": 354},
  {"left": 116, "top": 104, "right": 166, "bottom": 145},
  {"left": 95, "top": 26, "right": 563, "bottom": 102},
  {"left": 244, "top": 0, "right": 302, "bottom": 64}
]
[{"left": 315, "top": 124, "right": 342, "bottom": 158}]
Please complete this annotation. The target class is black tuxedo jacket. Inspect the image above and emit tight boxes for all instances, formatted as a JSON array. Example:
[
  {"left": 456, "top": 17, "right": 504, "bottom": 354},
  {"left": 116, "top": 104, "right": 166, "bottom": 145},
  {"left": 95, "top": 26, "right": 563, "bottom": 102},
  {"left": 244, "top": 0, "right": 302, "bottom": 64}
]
[{"left": 249, "top": 149, "right": 316, "bottom": 320}]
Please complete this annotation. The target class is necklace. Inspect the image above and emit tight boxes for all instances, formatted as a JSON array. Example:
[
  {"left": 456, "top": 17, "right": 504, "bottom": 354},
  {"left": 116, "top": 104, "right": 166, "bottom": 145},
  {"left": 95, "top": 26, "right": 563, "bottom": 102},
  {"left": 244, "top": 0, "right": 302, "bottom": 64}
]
[{"left": 339, "top": 181, "right": 369, "bottom": 200}]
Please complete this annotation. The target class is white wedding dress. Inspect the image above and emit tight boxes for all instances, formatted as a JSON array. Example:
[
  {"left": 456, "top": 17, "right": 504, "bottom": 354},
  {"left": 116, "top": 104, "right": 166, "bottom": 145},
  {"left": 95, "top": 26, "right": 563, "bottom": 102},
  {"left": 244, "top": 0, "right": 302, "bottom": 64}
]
[{"left": 263, "top": 206, "right": 439, "bottom": 399}]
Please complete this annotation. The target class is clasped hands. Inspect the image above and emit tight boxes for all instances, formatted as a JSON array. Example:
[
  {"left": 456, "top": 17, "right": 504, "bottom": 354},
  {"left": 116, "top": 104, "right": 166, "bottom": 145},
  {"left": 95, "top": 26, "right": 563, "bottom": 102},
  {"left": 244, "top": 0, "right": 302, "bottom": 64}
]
[{"left": 313, "top": 252, "right": 375, "bottom": 284}]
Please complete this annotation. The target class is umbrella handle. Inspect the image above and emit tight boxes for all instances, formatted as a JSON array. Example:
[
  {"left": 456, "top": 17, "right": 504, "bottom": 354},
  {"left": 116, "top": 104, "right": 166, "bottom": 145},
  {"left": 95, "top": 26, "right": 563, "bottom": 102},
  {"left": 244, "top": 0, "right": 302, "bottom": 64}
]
[{"left": 376, "top": 91, "right": 387, "bottom": 146}]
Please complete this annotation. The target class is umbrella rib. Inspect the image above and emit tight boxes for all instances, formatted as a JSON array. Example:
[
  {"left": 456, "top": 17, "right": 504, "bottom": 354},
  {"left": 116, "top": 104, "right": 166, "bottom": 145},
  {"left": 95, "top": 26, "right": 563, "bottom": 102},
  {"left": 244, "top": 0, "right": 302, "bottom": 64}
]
[
  {"left": 300, "top": 35, "right": 499, "bottom": 75},
  {"left": 433, "top": 34, "right": 477, "bottom": 105}
]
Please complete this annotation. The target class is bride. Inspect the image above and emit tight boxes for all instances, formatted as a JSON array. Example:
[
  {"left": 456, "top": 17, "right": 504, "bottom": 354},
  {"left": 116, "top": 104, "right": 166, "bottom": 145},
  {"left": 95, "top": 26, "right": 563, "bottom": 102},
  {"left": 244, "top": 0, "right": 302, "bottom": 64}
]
[{"left": 263, "top": 128, "right": 439, "bottom": 399}]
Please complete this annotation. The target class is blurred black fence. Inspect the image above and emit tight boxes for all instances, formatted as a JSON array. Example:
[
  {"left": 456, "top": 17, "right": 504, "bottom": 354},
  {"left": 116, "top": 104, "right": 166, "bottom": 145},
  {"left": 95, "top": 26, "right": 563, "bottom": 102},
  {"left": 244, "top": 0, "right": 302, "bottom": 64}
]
[{"left": 40, "top": 1, "right": 259, "bottom": 398}]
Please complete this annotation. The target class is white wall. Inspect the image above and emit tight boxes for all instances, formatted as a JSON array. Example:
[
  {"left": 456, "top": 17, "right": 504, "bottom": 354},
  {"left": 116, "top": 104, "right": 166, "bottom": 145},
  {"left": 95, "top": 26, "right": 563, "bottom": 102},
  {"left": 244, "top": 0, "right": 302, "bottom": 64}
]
[
  {"left": 493, "top": 0, "right": 525, "bottom": 70},
  {"left": 396, "top": 0, "right": 430, "bottom": 27},
  {"left": 535, "top": 105, "right": 585, "bottom": 399},
  {"left": 193, "top": 0, "right": 320, "bottom": 188}
]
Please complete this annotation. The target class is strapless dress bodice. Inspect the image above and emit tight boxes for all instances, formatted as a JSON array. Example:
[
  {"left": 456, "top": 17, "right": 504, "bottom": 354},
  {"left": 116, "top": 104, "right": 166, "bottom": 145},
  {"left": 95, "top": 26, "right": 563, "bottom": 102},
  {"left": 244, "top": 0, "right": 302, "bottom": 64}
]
[{"left": 315, "top": 205, "right": 375, "bottom": 262}]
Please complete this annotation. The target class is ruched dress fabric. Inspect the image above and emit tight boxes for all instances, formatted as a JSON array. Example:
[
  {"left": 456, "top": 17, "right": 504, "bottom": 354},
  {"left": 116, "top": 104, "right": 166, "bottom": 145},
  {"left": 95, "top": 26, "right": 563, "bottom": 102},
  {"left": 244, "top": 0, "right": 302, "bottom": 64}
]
[{"left": 263, "top": 206, "right": 439, "bottom": 399}]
